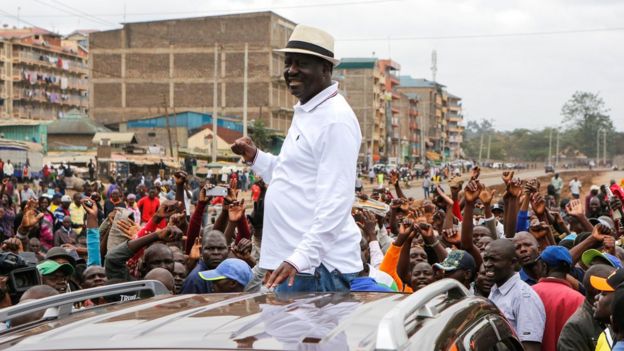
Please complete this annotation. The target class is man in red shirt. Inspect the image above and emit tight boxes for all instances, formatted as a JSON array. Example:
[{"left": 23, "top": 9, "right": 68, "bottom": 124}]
[
  {"left": 532, "top": 246, "right": 584, "bottom": 351},
  {"left": 137, "top": 186, "right": 160, "bottom": 224}
]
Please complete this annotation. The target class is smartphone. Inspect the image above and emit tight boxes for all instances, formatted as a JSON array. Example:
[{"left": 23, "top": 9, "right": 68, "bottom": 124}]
[{"left": 206, "top": 186, "right": 228, "bottom": 197}]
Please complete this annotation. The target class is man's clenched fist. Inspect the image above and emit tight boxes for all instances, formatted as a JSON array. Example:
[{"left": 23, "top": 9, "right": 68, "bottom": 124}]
[{"left": 231, "top": 137, "right": 258, "bottom": 163}]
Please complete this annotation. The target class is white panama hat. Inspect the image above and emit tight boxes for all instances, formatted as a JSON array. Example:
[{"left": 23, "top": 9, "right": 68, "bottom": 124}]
[{"left": 275, "top": 24, "right": 340, "bottom": 66}]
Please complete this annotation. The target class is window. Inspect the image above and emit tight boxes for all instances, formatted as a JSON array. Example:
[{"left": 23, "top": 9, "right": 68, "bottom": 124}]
[{"left": 147, "top": 132, "right": 156, "bottom": 137}]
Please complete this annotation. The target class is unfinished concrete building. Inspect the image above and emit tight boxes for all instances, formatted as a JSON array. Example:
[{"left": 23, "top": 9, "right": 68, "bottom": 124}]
[{"left": 89, "top": 12, "right": 298, "bottom": 134}]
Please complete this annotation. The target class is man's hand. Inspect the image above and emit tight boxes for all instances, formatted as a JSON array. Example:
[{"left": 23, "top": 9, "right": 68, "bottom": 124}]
[
  {"left": 117, "top": 218, "right": 139, "bottom": 240},
  {"left": 479, "top": 187, "right": 496, "bottom": 206},
  {"left": 463, "top": 180, "right": 482, "bottom": 204},
  {"left": 231, "top": 238, "right": 253, "bottom": 260},
  {"left": 441, "top": 228, "right": 461, "bottom": 246},
  {"left": 155, "top": 200, "right": 183, "bottom": 220},
  {"left": 530, "top": 193, "right": 546, "bottom": 216},
  {"left": 19, "top": 199, "right": 44, "bottom": 229},
  {"left": 228, "top": 200, "right": 246, "bottom": 222},
  {"left": 265, "top": 261, "right": 298, "bottom": 289},
  {"left": 507, "top": 179, "right": 523, "bottom": 198},
  {"left": 2, "top": 238, "right": 23, "bottom": 254},
  {"left": 199, "top": 184, "right": 213, "bottom": 204},
  {"left": 389, "top": 171, "right": 399, "bottom": 186},
  {"left": 415, "top": 222, "right": 435, "bottom": 242},
  {"left": 169, "top": 213, "right": 188, "bottom": 232},
  {"left": 592, "top": 223, "right": 612, "bottom": 242},
  {"left": 470, "top": 166, "right": 481, "bottom": 181},
  {"left": 224, "top": 178, "right": 239, "bottom": 206},
  {"left": 361, "top": 210, "right": 378, "bottom": 243},
  {"left": 189, "top": 237, "right": 201, "bottom": 261},
  {"left": 155, "top": 225, "right": 183, "bottom": 242},
  {"left": 529, "top": 219, "right": 549, "bottom": 239},
  {"left": 565, "top": 199, "right": 584, "bottom": 217},
  {"left": 502, "top": 171, "right": 514, "bottom": 185},
  {"left": 81, "top": 198, "right": 98, "bottom": 217},
  {"left": 173, "top": 171, "right": 188, "bottom": 186},
  {"left": 603, "top": 235, "right": 616, "bottom": 255},
  {"left": 231, "top": 137, "right": 258, "bottom": 163}
]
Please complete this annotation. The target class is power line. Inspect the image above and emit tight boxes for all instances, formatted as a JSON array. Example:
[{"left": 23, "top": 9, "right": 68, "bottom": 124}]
[
  {"left": 13, "top": 0, "right": 405, "bottom": 18},
  {"left": 338, "top": 27, "right": 624, "bottom": 41}
]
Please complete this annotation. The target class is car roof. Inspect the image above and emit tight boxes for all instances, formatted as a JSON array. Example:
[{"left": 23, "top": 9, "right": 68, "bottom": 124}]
[{"left": 0, "top": 292, "right": 407, "bottom": 350}]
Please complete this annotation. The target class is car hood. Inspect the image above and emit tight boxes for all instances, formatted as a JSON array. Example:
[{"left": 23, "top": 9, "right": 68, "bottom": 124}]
[{"left": 1, "top": 292, "right": 406, "bottom": 350}]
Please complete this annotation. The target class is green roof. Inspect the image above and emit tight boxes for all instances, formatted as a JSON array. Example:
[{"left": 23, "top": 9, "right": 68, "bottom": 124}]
[
  {"left": 336, "top": 57, "right": 377, "bottom": 69},
  {"left": 399, "top": 76, "right": 446, "bottom": 88}
]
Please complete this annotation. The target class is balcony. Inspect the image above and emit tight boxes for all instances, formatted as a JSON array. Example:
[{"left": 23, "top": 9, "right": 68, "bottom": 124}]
[{"left": 448, "top": 115, "right": 462, "bottom": 123}]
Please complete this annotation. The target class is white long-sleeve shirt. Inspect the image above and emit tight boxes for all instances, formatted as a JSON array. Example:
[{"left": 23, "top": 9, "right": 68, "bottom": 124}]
[{"left": 252, "top": 82, "right": 363, "bottom": 274}]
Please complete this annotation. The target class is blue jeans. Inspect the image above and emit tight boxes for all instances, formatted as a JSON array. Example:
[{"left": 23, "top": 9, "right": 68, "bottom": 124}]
[{"left": 275, "top": 264, "right": 358, "bottom": 293}]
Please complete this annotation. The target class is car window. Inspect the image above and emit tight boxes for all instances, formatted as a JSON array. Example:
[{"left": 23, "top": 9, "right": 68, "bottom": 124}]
[{"left": 493, "top": 338, "right": 524, "bottom": 351}]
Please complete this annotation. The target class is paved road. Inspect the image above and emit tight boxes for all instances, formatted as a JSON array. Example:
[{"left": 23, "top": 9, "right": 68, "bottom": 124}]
[{"left": 399, "top": 168, "right": 612, "bottom": 200}]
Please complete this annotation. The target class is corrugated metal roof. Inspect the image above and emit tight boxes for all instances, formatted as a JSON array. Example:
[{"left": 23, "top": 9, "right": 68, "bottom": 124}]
[
  {"left": 0, "top": 119, "right": 51, "bottom": 127},
  {"left": 92, "top": 132, "right": 137, "bottom": 144},
  {"left": 336, "top": 57, "right": 378, "bottom": 69},
  {"left": 399, "top": 76, "right": 446, "bottom": 88}
]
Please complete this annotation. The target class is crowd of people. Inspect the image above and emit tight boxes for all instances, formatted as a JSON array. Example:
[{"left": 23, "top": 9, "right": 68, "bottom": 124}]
[
  {"left": 2, "top": 22, "right": 624, "bottom": 351},
  {"left": 0, "top": 164, "right": 623, "bottom": 349}
]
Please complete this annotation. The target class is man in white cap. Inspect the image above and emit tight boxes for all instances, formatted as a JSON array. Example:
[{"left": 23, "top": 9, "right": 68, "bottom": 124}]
[{"left": 231, "top": 24, "right": 362, "bottom": 292}]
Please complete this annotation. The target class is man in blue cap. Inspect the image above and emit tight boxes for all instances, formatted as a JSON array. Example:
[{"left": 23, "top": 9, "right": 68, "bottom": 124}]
[
  {"left": 532, "top": 246, "right": 584, "bottom": 351},
  {"left": 198, "top": 258, "right": 253, "bottom": 293}
]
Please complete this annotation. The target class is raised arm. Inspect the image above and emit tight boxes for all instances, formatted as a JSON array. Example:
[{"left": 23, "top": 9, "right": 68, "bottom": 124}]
[{"left": 460, "top": 180, "right": 483, "bottom": 268}]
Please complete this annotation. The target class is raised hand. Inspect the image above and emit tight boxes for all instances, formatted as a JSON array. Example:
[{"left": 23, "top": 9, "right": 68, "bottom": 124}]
[
  {"left": 199, "top": 184, "right": 213, "bottom": 204},
  {"left": 81, "top": 198, "right": 98, "bottom": 217},
  {"left": 530, "top": 193, "right": 546, "bottom": 216},
  {"left": 507, "top": 179, "right": 523, "bottom": 198},
  {"left": 463, "top": 180, "right": 482, "bottom": 204},
  {"left": 1, "top": 238, "right": 23, "bottom": 254},
  {"left": 117, "top": 218, "right": 139, "bottom": 240},
  {"left": 231, "top": 238, "right": 253, "bottom": 260},
  {"left": 479, "top": 187, "right": 496, "bottom": 206},
  {"left": 228, "top": 200, "right": 246, "bottom": 222},
  {"left": 529, "top": 219, "right": 549, "bottom": 239},
  {"left": 470, "top": 166, "right": 481, "bottom": 180},
  {"left": 441, "top": 228, "right": 461, "bottom": 246},
  {"left": 565, "top": 199, "right": 584, "bottom": 217},
  {"left": 501, "top": 171, "right": 514, "bottom": 185},
  {"left": 361, "top": 210, "right": 378, "bottom": 243},
  {"left": 173, "top": 171, "right": 188, "bottom": 186},
  {"left": 156, "top": 225, "right": 183, "bottom": 242},
  {"left": 19, "top": 199, "right": 44, "bottom": 229},
  {"left": 415, "top": 222, "right": 434, "bottom": 241},
  {"left": 231, "top": 137, "right": 258, "bottom": 163},
  {"left": 189, "top": 237, "right": 201, "bottom": 261},
  {"left": 225, "top": 178, "right": 239, "bottom": 206},
  {"left": 155, "top": 200, "right": 183, "bottom": 219},
  {"left": 389, "top": 171, "right": 399, "bottom": 186},
  {"left": 592, "top": 223, "right": 612, "bottom": 242}
]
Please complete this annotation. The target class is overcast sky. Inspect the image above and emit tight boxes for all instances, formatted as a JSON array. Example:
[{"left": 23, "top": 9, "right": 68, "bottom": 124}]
[{"left": 3, "top": 0, "right": 623, "bottom": 131}]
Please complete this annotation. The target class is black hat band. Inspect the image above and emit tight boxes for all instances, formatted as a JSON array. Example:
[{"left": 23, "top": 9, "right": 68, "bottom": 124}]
[{"left": 286, "top": 40, "right": 334, "bottom": 58}]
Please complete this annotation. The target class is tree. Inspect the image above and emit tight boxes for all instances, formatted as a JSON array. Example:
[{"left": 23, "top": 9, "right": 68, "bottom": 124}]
[
  {"left": 561, "top": 91, "right": 614, "bottom": 159},
  {"left": 250, "top": 120, "right": 271, "bottom": 151}
]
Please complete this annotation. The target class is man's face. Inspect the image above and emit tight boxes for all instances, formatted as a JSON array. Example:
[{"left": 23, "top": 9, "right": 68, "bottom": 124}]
[
  {"left": 42, "top": 271, "right": 69, "bottom": 293},
  {"left": 283, "top": 53, "right": 329, "bottom": 104},
  {"left": 594, "top": 292, "right": 614, "bottom": 323},
  {"left": 29, "top": 240, "right": 40, "bottom": 253},
  {"left": 202, "top": 235, "right": 229, "bottom": 269},
  {"left": 213, "top": 278, "right": 243, "bottom": 293},
  {"left": 476, "top": 236, "right": 492, "bottom": 254},
  {"left": 149, "top": 189, "right": 157, "bottom": 199},
  {"left": 111, "top": 190, "right": 120, "bottom": 202},
  {"left": 444, "top": 269, "right": 471, "bottom": 288},
  {"left": 82, "top": 267, "right": 107, "bottom": 289},
  {"left": 410, "top": 262, "right": 434, "bottom": 291},
  {"left": 409, "top": 245, "right": 427, "bottom": 271},
  {"left": 513, "top": 235, "right": 539, "bottom": 266},
  {"left": 173, "top": 262, "right": 187, "bottom": 294},
  {"left": 39, "top": 198, "right": 49, "bottom": 211},
  {"left": 473, "top": 226, "right": 490, "bottom": 243},
  {"left": 73, "top": 193, "right": 82, "bottom": 205},
  {"left": 590, "top": 198, "right": 601, "bottom": 214},
  {"left": 62, "top": 217, "right": 71, "bottom": 229},
  {"left": 145, "top": 249, "right": 174, "bottom": 274},
  {"left": 62, "top": 201, "right": 71, "bottom": 209},
  {"left": 483, "top": 245, "right": 515, "bottom": 285},
  {"left": 475, "top": 265, "right": 493, "bottom": 296}
]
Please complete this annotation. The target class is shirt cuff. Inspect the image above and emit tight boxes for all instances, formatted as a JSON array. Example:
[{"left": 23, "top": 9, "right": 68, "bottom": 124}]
[
  {"left": 251, "top": 150, "right": 269, "bottom": 171},
  {"left": 286, "top": 251, "right": 310, "bottom": 273}
]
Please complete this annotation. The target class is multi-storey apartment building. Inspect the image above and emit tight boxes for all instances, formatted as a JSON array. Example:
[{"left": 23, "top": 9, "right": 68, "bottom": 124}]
[{"left": 0, "top": 27, "right": 89, "bottom": 121}]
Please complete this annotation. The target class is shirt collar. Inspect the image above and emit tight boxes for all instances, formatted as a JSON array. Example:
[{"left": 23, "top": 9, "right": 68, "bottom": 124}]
[
  {"left": 537, "top": 276, "right": 574, "bottom": 288},
  {"left": 294, "top": 82, "right": 339, "bottom": 113},
  {"left": 494, "top": 272, "right": 520, "bottom": 296}
]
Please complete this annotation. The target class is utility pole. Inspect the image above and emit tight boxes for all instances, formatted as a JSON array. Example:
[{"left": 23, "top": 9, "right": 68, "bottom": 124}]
[
  {"left": 604, "top": 129, "right": 607, "bottom": 166},
  {"left": 486, "top": 134, "right": 491, "bottom": 163},
  {"left": 555, "top": 129, "right": 559, "bottom": 166},
  {"left": 548, "top": 128, "right": 552, "bottom": 165},
  {"left": 212, "top": 43, "right": 219, "bottom": 163},
  {"left": 597, "top": 128, "right": 601, "bottom": 167},
  {"left": 478, "top": 133, "right": 484, "bottom": 165},
  {"left": 162, "top": 93, "right": 174, "bottom": 159},
  {"left": 242, "top": 42, "right": 248, "bottom": 137}
]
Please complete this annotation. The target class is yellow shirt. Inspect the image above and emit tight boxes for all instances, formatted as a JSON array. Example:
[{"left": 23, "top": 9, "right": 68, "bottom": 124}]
[
  {"left": 69, "top": 202, "right": 85, "bottom": 234},
  {"left": 596, "top": 329, "right": 613, "bottom": 351},
  {"left": 48, "top": 203, "right": 59, "bottom": 214}
]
